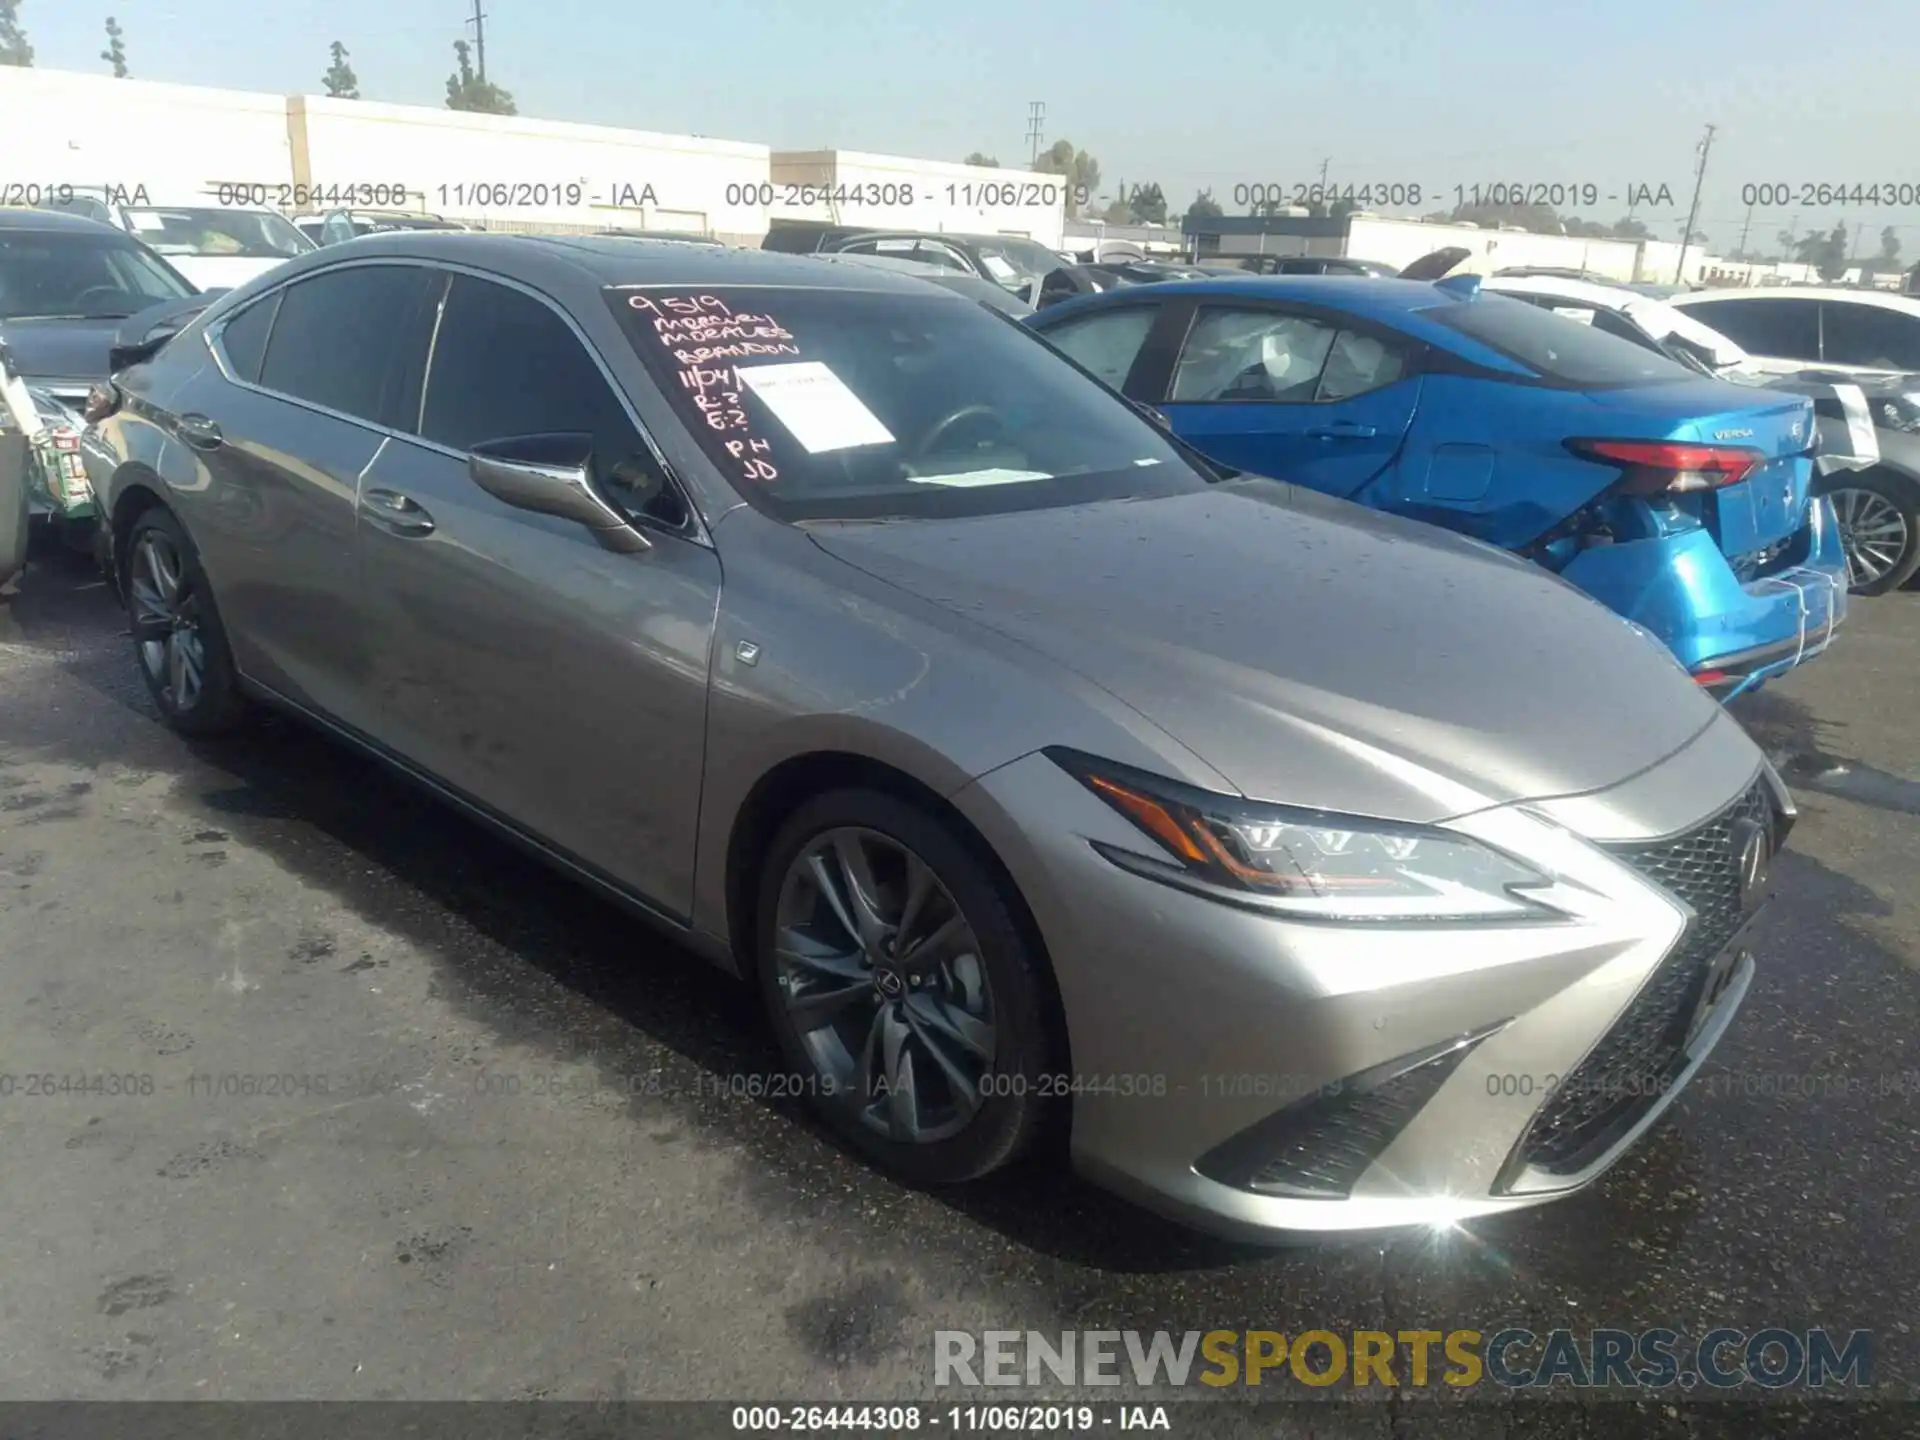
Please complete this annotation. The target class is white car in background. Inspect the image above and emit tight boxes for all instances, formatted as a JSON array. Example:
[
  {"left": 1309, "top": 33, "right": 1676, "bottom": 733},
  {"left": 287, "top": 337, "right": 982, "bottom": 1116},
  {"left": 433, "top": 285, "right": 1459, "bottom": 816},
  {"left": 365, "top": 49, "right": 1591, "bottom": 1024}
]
[
  {"left": 41, "top": 193, "right": 315, "bottom": 289},
  {"left": 1669, "top": 287, "right": 1920, "bottom": 379}
]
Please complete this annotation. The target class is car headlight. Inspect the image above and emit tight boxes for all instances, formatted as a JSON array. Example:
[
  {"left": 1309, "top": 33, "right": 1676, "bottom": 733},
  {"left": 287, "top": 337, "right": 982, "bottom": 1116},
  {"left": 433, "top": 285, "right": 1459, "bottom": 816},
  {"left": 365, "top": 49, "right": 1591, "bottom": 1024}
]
[{"left": 1047, "top": 749, "right": 1558, "bottom": 922}]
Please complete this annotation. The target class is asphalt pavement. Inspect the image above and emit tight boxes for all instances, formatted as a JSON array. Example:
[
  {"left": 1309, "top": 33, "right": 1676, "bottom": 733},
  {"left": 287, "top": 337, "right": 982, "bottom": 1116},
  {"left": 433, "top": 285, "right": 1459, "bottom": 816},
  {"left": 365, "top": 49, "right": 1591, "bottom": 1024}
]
[{"left": 2, "top": 547, "right": 1917, "bottom": 1439}]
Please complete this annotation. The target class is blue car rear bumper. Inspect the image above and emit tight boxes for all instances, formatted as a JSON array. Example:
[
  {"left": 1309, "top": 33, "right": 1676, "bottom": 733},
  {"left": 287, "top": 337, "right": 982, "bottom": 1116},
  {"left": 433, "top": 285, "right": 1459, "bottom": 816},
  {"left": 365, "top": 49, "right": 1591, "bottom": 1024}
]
[{"left": 1561, "top": 496, "right": 1847, "bottom": 703}]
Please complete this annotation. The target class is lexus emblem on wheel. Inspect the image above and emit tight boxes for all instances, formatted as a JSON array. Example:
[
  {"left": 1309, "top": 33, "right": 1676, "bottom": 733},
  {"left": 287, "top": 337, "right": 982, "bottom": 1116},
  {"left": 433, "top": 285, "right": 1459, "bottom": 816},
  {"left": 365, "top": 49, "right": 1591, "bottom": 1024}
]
[{"left": 1731, "top": 817, "right": 1772, "bottom": 913}]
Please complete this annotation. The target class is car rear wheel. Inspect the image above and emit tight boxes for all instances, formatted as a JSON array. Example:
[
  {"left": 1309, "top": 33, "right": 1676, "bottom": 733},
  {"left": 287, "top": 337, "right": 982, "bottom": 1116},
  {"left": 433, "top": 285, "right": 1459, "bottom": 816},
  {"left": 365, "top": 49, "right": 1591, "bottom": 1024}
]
[
  {"left": 755, "top": 789, "right": 1054, "bottom": 1184},
  {"left": 1828, "top": 470, "right": 1920, "bottom": 595},
  {"left": 126, "top": 509, "right": 248, "bottom": 735}
]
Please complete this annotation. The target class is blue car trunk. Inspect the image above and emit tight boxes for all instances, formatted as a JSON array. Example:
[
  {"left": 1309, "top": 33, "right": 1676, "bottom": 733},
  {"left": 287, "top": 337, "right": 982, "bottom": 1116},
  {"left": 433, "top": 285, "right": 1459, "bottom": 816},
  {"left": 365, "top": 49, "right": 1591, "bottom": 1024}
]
[{"left": 1572, "top": 380, "right": 1816, "bottom": 562}]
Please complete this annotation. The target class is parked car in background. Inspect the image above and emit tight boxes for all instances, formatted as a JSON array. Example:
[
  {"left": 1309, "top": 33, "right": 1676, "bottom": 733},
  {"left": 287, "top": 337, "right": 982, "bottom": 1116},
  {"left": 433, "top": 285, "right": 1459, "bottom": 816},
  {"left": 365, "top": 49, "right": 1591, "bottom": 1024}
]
[
  {"left": 1670, "top": 288, "right": 1920, "bottom": 377},
  {"left": 80, "top": 235, "right": 1795, "bottom": 1240},
  {"left": 40, "top": 194, "right": 315, "bottom": 289},
  {"left": 1236, "top": 255, "right": 1401, "bottom": 278},
  {"left": 816, "top": 231, "right": 1068, "bottom": 304},
  {"left": 1487, "top": 273, "right": 1920, "bottom": 594},
  {"left": 1029, "top": 275, "right": 1847, "bottom": 699},
  {"left": 805, "top": 250, "right": 1033, "bottom": 314},
  {"left": 297, "top": 210, "right": 476, "bottom": 246},
  {"left": 0, "top": 208, "right": 206, "bottom": 550}
]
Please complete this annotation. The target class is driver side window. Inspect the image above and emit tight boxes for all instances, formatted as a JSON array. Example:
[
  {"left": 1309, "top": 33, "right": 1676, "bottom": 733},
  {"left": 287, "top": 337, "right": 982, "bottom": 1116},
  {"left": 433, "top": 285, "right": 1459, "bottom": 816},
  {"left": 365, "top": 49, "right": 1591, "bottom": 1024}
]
[{"left": 418, "top": 276, "right": 689, "bottom": 530}]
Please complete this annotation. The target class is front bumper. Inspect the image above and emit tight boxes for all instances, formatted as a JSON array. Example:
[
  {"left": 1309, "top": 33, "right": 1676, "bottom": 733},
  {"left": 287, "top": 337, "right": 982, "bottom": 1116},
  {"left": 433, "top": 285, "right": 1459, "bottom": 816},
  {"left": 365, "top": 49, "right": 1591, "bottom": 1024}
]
[
  {"left": 955, "top": 725, "right": 1790, "bottom": 1240},
  {"left": 1560, "top": 498, "right": 1847, "bottom": 703}
]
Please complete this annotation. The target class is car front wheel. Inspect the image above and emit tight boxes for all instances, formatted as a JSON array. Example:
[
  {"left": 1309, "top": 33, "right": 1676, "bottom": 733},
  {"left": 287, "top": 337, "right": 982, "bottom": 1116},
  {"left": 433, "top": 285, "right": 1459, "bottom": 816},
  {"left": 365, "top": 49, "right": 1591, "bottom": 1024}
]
[
  {"left": 755, "top": 789, "right": 1055, "bottom": 1184},
  {"left": 1827, "top": 470, "right": 1920, "bottom": 595}
]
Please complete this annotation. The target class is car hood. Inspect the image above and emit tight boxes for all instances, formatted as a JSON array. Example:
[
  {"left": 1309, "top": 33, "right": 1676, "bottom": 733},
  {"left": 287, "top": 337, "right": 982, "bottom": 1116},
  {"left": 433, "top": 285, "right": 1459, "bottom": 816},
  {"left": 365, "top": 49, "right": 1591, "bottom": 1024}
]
[
  {"left": 0, "top": 316, "right": 123, "bottom": 384},
  {"left": 807, "top": 480, "right": 1724, "bottom": 823}
]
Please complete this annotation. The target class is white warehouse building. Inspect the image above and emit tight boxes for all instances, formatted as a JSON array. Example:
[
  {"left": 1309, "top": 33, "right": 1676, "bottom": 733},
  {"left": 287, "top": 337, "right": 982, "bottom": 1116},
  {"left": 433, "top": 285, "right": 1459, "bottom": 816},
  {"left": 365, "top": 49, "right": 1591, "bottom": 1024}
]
[{"left": 0, "top": 67, "right": 1064, "bottom": 249}]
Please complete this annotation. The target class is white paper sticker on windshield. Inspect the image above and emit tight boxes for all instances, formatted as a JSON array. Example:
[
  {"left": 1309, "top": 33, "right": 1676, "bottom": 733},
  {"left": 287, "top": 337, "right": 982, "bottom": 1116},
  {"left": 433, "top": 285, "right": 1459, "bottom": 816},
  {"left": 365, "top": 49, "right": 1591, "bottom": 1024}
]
[
  {"left": 737, "top": 362, "right": 895, "bottom": 454},
  {"left": 1549, "top": 306, "right": 1596, "bottom": 325},
  {"left": 907, "top": 468, "right": 1050, "bottom": 488},
  {"left": 127, "top": 213, "right": 169, "bottom": 231},
  {"left": 980, "top": 254, "right": 1017, "bottom": 281}
]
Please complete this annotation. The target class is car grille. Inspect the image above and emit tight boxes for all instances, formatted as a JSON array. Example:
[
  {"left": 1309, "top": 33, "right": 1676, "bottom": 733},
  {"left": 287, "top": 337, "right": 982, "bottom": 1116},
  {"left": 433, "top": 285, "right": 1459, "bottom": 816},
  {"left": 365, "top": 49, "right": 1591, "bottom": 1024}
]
[
  {"left": 1514, "top": 778, "right": 1774, "bottom": 1176},
  {"left": 1196, "top": 1035, "right": 1488, "bottom": 1199}
]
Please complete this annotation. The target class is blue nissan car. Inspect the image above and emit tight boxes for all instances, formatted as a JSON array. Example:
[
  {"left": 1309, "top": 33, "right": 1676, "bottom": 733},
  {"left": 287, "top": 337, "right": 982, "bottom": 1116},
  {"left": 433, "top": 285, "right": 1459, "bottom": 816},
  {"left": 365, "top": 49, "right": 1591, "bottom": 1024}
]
[{"left": 1028, "top": 274, "right": 1847, "bottom": 699}]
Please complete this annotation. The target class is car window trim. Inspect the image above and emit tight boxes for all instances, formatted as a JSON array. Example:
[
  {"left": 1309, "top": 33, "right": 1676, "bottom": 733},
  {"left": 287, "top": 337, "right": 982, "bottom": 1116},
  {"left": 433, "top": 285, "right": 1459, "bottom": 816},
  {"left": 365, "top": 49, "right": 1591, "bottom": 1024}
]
[
  {"left": 202, "top": 255, "right": 710, "bottom": 548},
  {"left": 1161, "top": 299, "right": 1425, "bottom": 406}
]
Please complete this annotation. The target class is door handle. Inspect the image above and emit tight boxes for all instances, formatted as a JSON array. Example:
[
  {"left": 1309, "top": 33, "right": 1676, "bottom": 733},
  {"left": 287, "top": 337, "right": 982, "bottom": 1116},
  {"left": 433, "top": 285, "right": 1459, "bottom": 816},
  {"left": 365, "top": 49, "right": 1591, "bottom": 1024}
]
[
  {"left": 361, "top": 486, "right": 436, "bottom": 536},
  {"left": 176, "top": 413, "right": 224, "bottom": 450},
  {"left": 1305, "top": 421, "right": 1378, "bottom": 440}
]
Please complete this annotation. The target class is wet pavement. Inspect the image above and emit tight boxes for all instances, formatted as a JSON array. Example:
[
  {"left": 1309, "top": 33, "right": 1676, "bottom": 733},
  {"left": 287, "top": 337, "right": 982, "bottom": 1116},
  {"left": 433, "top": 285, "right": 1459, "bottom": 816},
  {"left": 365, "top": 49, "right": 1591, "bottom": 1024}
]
[{"left": 1, "top": 548, "right": 1917, "bottom": 1437}]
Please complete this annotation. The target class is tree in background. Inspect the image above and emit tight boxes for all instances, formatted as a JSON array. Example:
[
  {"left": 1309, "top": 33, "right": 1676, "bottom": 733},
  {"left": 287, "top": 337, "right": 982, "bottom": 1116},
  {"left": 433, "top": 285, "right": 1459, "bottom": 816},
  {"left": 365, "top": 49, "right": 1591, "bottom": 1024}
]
[
  {"left": 0, "top": 0, "right": 32, "bottom": 66},
  {"left": 1186, "top": 189, "right": 1224, "bottom": 223},
  {"left": 1792, "top": 224, "right": 1849, "bottom": 280},
  {"left": 1032, "top": 138, "right": 1099, "bottom": 219},
  {"left": 445, "top": 39, "right": 515, "bottom": 115},
  {"left": 1126, "top": 182, "right": 1168, "bottom": 225},
  {"left": 323, "top": 41, "right": 360, "bottom": 99},
  {"left": 101, "top": 15, "right": 127, "bottom": 77},
  {"left": 962, "top": 152, "right": 1000, "bottom": 168},
  {"left": 1881, "top": 226, "right": 1901, "bottom": 266}
]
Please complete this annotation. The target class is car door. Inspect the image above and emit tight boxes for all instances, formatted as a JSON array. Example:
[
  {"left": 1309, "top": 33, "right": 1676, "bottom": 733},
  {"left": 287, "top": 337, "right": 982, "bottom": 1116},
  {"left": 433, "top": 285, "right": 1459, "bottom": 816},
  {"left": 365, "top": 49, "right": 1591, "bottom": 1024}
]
[
  {"left": 1150, "top": 302, "right": 1424, "bottom": 496},
  {"left": 353, "top": 269, "right": 719, "bottom": 919},
  {"left": 1818, "top": 300, "right": 1920, "bottom": 371},
  {"left": 174, "top": 261, "right": 439, "bottom": 730}
]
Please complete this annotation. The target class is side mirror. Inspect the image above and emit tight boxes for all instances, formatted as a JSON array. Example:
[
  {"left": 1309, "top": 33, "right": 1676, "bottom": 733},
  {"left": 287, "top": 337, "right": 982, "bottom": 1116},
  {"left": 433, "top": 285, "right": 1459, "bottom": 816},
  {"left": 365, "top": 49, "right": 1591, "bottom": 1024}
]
[{"left": 467, "top": 433, "right": 651, "bottom": 554}]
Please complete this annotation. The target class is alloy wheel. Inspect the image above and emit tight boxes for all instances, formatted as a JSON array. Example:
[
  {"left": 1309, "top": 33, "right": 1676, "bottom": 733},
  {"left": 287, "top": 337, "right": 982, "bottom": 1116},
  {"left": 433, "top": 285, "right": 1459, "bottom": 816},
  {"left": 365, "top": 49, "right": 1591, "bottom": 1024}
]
[
  {"left": 129, "top": 529, "right": 206, "bottom": 713},
  {"left": 772, "top": 827, "right": 996, "bottom": 1144},
  {"left": 1830, "top": 485, "right": 1912, "bottom": 589}
]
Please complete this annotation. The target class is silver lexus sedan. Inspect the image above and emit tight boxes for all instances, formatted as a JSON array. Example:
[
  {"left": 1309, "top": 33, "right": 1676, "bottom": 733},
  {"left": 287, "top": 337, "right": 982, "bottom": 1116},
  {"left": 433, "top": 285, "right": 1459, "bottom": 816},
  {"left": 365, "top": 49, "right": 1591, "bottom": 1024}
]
[{"left": 80, "top": 235, "right": 1794, "bottom": 1240}]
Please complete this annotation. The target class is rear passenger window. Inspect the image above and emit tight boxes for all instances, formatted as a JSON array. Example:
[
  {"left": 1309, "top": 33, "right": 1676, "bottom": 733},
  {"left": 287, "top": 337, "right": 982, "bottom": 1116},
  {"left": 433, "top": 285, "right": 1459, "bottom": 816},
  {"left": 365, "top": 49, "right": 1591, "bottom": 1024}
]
[
  {"left": 420, "top": 276, "right": 684, "bottom": 528},
  {"left": 1317, "top": 329, "right": 1411, "bottom": 401},
  {"left": 215, "top": 292, "right": 279, "bottom": 384},
  {"left": 257, "top": 265, "right": 439, "bottom": 425}
]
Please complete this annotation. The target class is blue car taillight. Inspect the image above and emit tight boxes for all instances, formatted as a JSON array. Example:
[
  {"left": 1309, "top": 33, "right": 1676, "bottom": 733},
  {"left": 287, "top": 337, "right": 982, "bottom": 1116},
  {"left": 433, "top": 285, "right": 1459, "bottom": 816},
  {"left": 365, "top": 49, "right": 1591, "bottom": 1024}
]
[{"left": 1565, "top": 438, "right": 1764, "bottom": 495}]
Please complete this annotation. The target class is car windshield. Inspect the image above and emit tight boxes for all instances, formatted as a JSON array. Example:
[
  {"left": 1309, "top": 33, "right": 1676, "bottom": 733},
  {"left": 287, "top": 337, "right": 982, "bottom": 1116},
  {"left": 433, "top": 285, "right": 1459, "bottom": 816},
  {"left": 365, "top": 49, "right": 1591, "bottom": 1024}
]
[
  {"left": 122, "top": 207, "right": 314, "bottom": 259},
  {"left": 606, "top": 284, "right": 1212, "bottom": 522},
  {"left": 0, "top": 230, "right": 195, "bottom": 319},
  {"left": 1426, "top": 292, "right": 1695, "bottom": 386},
  {"left": 969, "top": 236, "right": 1065, "bottom": 292}
]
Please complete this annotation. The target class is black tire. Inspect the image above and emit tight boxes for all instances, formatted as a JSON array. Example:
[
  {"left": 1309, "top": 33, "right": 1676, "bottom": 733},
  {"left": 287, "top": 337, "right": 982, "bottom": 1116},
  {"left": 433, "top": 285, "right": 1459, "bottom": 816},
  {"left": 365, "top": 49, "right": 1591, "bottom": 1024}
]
[
  {"left": 754, "top": 788, "right": 1056, "bottom": 1185},
  {"left": 1825, "top": 469, "right": 1920, "bottom": 596},
  {"left": 124, "top": 507, "right": 249, "bottom": 736}
]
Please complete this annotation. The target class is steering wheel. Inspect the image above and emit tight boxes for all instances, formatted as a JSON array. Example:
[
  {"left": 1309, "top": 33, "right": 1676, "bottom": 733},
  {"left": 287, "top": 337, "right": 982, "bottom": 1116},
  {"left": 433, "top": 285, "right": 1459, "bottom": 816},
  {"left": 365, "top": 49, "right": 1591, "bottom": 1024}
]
[
  {"left": 73, "top": 285, "right": 127, "bottom": 312},
  {"left": 914, "top": 403, "right": 1004, "bottom": 458}
]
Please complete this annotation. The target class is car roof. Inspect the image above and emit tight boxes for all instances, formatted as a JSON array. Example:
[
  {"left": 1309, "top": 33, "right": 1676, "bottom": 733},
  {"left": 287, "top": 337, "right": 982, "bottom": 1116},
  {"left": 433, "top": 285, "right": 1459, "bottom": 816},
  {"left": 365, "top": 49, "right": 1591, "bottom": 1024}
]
[
  {"left": 1045, "top": 274, "right": 1455, "bottom": 316},
  {"left": 1483, "top": 274, "right": 1751, "bottom": 365},
  {"left": 239, "top": 230, "right": 951, "bottom": 298},
  {"left": 809, "top": 250, "right": 965, "bottom": 278},
  {"left": 1484, "top": 274, "right": 1642, "bottom": 308},
  {"left": 1674, "top": 287, "right": 1920, "bottom": 315},
  {"left": 0, "top": 207, "right": 128, "bottom": 235}
]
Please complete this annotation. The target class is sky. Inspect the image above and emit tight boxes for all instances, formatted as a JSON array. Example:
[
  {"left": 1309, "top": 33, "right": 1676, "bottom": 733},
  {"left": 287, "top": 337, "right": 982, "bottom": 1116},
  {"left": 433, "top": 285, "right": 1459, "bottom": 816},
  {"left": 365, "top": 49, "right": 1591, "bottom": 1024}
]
[{"left": 13, "top": 0, "right": 1920, "bottom": 258}]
